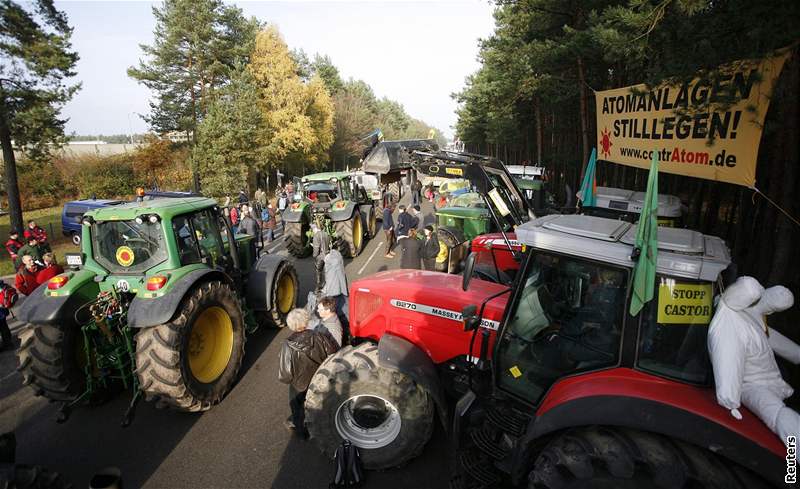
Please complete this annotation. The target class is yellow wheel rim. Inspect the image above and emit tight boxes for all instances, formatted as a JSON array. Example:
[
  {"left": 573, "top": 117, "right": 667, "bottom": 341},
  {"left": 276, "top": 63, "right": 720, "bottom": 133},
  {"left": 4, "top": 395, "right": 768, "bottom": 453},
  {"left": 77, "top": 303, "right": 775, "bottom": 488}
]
[
  {"left": 353, "top": 216, "right": 363, "bottom": 251},
  {"left": 370, "top": 213, "right": 377, "bottom": 236},
  {"left": 276, "top": 272, "right": 295, "bottom": 314},
  {"left": 436, "top": 239, "right": 449, "bottom": 263},
  {"left": 188, "top": 306, "right": 234, "bottom": 384}
]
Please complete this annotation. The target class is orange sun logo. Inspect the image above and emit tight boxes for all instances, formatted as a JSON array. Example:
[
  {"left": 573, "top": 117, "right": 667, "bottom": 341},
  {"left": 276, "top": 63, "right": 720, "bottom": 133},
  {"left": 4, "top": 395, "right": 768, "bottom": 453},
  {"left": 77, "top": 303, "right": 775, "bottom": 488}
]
[{"left": 600, "top": 128, "right": 613, "bottom": 158}]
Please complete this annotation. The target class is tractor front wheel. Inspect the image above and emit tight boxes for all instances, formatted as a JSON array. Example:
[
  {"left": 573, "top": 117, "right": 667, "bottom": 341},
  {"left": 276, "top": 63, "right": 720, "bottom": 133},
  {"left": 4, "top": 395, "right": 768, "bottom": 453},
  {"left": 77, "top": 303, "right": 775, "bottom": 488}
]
[
  {"left": 335, "top": 211, "right": 364, "bottom": 257},
  {"left": 366, "top": 207, "right": 378, "bottom": 238},
  {"left": 305, "top": 342, "right": 434, "bottom": 470},
  {"left": 529, "top": 427, "right": 770, "bottom": 489},
  {"left": 135, "top": 281, "right": 245, "bottom": 412},
  {"left": 17, "top": 323, "right": 86, "bottom": 402},
  {"left": 285, "top": 220, "right": 311, "bottom": 258},
  {"left": 435, "top": 228, "right": 465, "bottom": 274},
  {"left": 268, "top": 261, "right": 298, "bottom": 328}
]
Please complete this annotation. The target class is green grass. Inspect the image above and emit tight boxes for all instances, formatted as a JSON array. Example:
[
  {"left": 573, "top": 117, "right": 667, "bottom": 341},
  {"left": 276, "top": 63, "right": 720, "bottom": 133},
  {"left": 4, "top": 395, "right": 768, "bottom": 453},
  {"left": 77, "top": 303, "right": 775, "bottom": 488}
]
[{"left": 0, "top": 206, "right": 78, "bottom": 276}]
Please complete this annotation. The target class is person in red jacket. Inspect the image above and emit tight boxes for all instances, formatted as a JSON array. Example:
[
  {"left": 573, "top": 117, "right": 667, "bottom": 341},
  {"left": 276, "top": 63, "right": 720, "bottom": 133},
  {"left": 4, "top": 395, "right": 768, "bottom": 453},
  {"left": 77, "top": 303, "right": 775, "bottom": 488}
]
[
  {"left": 36, "top": 253, "right": 64, "bottom": 284},
  {"left": 23, "top": 220, "right": 49, "bottom": 253},
  {"left": 15, "top": 255, "right": 41, "bottom": 296},
  {"left": 5, "top": 231, "right": 22, "bottom": 264}
]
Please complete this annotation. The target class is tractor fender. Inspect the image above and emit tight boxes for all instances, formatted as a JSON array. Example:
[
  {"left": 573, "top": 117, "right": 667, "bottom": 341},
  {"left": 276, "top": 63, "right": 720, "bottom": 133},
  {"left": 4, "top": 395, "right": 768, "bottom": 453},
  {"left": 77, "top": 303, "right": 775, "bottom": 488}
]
[
  {"left": 17, "top": 270, "right": 99, "bottom": 326},
  {"left": 281, "top": 203, "right": 307, "bottom": 223},
  {"left": 328, "top": 201, "right": 358, "bottom": 222},
  {"left": 509, "top": 387, "right": 785, "bottom": 486},
  {"left": 437, "top": 225, "right": 466, "bottom": 246},
  {"left": 127, "top": 269, "right": 233, "bottom": 328},
  {"left": 377, "top": 333, "right": 448, "bottom": 430},
  {"left": 246, "top": 253, "right": 288, "bottom": 312}
]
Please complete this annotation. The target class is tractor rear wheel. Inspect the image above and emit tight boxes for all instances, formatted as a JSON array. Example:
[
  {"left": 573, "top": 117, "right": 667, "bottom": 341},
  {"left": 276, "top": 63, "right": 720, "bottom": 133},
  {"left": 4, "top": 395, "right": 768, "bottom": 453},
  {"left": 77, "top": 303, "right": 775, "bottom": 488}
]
[
  {"left": 528, "top": 427, "right": 770, "bottom": 489},
  {"left": 268, "top": 261, "right": 298, "bottom": 328},
  {"left": 305, "top": 342, "right": 434, "bottom": 470},
  {"left": 335, "top": 211, "right": 364, "bottom": 257},
  {"left": 366, "top": 207, "right": 378, "bottom": 238},
  {"left": 435, "top": 228, "right": 465, "bottom": 274},
  {"left": 135, "top": 281, "right": 245, "bottom": 412},
  {"left": 285, "top": 220, "right": 311, "bottom": 258},
  {"left": 17, "top": 324, "right": 85, "bottom": 402}
]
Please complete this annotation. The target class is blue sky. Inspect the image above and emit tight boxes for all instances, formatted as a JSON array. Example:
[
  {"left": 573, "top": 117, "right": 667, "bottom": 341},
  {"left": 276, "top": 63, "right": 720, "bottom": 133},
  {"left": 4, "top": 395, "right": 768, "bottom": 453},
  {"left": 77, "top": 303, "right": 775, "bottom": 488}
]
[{"left": 56, "top": 1, "right": 496, "bottom": 139}]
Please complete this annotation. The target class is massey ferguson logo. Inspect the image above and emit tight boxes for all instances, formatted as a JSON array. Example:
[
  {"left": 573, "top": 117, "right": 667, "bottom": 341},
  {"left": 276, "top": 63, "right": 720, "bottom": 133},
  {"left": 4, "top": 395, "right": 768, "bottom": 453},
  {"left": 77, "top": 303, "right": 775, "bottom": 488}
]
[{"left": 390, "top": 299, "right": 499, "bottom": 330}]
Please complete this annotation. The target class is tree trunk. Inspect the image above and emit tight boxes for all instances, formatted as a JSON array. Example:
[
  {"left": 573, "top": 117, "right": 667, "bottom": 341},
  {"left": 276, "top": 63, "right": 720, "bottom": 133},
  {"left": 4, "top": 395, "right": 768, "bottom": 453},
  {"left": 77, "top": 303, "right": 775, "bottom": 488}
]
[
  {"left": 577, "top": 55, "right": 590, "bottom": 176},
  {"left": 0, "top": 94, "right": 23, "bottom": 234},
  {"left": 535, "top": 99, "right": 543, "bottom": 166}
]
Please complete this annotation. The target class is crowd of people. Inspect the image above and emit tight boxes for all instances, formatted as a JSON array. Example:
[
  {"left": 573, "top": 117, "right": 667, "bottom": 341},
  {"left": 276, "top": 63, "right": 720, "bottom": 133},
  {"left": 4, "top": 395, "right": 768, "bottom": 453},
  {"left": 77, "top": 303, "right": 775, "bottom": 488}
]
[{"left": 221, "top": 188, "right": 280, "bottom": 242}]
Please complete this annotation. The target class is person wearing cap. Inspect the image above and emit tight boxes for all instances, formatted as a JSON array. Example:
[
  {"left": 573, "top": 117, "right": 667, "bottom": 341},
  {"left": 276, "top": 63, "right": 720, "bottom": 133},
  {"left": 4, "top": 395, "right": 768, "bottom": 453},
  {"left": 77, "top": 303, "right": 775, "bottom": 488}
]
[
  {"left": 15, "top": 237, "right": 42, "bottom": 269},
  {"left": 5, "top": 231, "right": 22, "bottom": 265},
  {"left": 422, "top": 225, "right": 440, "bottom": 271}
]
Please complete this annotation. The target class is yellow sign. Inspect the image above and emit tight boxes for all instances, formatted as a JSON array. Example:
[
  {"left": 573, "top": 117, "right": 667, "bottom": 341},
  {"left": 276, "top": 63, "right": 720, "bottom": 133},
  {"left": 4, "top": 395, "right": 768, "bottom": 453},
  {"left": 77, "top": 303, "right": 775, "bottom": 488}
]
[
  {"left": 509, "top": 366, "right": 522, "bottom": 378},
  {"left": 595, "top": 50, "right": 790, "bottom": 188},
  {"left": 445, "top": 167, "right": 463, "bottom": 176},
  {"left": 657, "top": 281, "right": 713, "bottom": 324},
  {"left": 116, "top": 246, "right": 135, "bottom": 267}
]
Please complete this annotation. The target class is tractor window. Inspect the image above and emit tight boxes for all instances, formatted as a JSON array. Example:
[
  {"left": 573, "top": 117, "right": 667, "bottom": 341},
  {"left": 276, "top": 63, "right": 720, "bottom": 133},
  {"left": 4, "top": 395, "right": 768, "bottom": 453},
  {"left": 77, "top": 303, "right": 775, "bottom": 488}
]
[
  {"left": 636, "top": 277, "right": 714, "bottom": 385},
  {"left": 495, "top": 253, "right": 626, "bottom": 404},
  {"left": 172, "top": 215, "right": 201, "bottom": 266},
  {"left": 92, "top": 219, "right": 168, "bottom": 273},
  {"left": 191, "top": 210, "right": 224, "bottom": 267},
  {"left": 305, "top": 183, "right": 339, "bottom": 203}
]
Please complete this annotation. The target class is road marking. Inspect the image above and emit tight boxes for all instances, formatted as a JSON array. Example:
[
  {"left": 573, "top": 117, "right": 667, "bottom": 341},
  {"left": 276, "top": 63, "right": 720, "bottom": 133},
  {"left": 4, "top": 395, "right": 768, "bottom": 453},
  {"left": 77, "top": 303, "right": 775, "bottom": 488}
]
[{"left": 358, "top": 242, "right": 383, "bottom": 275}]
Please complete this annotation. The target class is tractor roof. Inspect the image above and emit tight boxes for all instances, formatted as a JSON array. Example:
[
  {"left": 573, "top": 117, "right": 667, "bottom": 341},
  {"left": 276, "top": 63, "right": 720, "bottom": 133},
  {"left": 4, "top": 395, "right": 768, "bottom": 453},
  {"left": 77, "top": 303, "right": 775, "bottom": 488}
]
[
  {"left": 302, "top": 171, "right": 350, "bottom": 183},
  {"left": 593, "top": 186, "right": 683, "bottom": 217},
  {"left": 515, "top": 214, "right": 730, "bottom": 282},
  {"left": 85, "top": 197, "right": 218, "bottom": 220}
]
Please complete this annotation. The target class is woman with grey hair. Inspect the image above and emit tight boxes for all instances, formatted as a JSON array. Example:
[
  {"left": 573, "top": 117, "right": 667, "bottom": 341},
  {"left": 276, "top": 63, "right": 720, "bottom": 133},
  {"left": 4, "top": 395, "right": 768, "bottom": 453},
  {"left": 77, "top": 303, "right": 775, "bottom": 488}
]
[{"left": 277, "top": 308, "right": 338, "bottom": 438}]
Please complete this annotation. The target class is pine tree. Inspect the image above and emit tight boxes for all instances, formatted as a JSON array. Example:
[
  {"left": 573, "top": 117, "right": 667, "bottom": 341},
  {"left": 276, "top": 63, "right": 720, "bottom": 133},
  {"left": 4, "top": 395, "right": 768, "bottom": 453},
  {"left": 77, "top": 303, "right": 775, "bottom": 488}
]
[
  {"left": 0, "top": 0, "right": 80, "bottom": 233},
  {"left": 128, "top": 0, "right": 259, "bottom": 190}
]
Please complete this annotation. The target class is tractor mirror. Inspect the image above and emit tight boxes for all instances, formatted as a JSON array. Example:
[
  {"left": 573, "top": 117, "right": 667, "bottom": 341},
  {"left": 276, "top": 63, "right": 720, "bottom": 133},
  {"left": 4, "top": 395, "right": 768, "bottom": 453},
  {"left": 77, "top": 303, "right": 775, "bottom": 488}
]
[
  {"left": 462, "top": 304, "right": 479, "bottom": 332},
  {"left": 462, "top": 252, "right": 476, "bottom": 291}
]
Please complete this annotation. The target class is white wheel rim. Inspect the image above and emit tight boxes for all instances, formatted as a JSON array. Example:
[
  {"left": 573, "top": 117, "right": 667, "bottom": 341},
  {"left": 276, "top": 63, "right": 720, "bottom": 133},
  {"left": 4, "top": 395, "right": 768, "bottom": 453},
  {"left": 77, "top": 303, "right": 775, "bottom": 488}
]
[{"left": 334, "top": 394, "right": 402, "bottom": 449}]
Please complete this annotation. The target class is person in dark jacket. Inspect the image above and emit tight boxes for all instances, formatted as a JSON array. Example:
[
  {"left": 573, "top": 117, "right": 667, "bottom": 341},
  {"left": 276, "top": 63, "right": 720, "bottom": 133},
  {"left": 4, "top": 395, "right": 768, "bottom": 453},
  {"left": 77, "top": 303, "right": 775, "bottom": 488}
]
[
  {"left": 238, "top": 189, "right": 249, "bottom": 205},
  {"left": 239, "top": 209, "right": 259, "bottom": 237},
  {"left": 311, "top": 223, "right": 331, "bottom": 293},
  {"left": 400, "top": 228, "right": 422, "bottom": 269},
  {"left": 382, "top": 205, "right": 395, "bottom": 258},
  {"left": 422, "top": 225, "right": 440, "bottom": 271},
  {"left": 277, "top": 308, "right": 338, "bottom": 438},
  {"left": 15, "top": 237, "right": 42, "bottom": 269}
]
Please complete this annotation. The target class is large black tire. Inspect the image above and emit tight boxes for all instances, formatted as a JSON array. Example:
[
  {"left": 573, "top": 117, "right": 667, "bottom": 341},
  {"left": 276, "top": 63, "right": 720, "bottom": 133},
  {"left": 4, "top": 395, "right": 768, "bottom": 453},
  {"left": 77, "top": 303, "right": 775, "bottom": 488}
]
[
  {"left": 528, "top": 427, "right": 770, "bottom": 489},
  {"left": 365, "top": 207, "right": 378, "bottom": 238},
  {"left": 435, "top": 228, "right": 465, "bottom": 274},
  {"left": 135, "top": 281, "right": 245, "bottom": 412},
  {"left": 305, "top": 342, "right": 434, "bottom": 470},
  {"left": 0, "top": 464, "right": 73, "bottom": 489},
  {"left": 285, "top": 219, "right": 311, "bottom": 258},
  {"left": 17, "top": 324, "right": 85, "bottom": 402},
  {"left": 268, "top": 261, "right": 298, "bottom": 328},
  {"left": 335, "top": 211, "right": 364, "bottom": 258}
]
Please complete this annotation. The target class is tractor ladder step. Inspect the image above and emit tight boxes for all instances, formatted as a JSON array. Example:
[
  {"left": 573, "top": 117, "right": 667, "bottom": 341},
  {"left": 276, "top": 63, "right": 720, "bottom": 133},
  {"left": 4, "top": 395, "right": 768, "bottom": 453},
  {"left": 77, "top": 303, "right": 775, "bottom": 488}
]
[
  {"left": 457, "top": 450, "right": 500, "bottom": 488},
  {"left": 469, "top": 427, "right": 509, "bottom": 461},
  {"left": 486, "top": 405, "right": 528, "bottom": 437}
]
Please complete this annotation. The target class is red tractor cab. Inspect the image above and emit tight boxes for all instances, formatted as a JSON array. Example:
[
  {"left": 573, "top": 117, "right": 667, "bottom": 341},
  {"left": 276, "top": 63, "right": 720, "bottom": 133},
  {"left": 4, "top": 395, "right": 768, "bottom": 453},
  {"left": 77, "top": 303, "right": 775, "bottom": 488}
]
[{"left": 305, "top": 212, "right": 785, "bottom": 488}]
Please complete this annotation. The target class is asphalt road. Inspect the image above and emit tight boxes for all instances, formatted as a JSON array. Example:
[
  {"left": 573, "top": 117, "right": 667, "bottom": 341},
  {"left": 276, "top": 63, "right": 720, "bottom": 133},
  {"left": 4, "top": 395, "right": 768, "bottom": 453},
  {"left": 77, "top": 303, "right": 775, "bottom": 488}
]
[{"left": 0, "top": 195, "right": 449, "bottom": 489}]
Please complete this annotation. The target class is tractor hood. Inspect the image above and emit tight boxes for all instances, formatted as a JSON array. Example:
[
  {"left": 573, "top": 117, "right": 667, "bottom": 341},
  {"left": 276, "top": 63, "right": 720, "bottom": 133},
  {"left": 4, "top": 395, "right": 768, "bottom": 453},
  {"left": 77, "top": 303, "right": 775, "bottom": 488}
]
[
  {"left": 436, "top": 206, "right": 489, "bottom": 220},
  {"left": 349, "top": 270, "right": 508, "bottom": 364}
]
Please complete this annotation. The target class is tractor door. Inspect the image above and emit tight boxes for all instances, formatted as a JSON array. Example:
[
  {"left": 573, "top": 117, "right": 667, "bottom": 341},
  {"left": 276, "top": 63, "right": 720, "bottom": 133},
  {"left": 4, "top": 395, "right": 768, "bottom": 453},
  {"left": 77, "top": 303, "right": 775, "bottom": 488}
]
[
  {"left": 173, "top": 210, "right": 232, "bottom": 272},
  {"left": 493, "top": 251, "right": 629, "bottom": 404}
]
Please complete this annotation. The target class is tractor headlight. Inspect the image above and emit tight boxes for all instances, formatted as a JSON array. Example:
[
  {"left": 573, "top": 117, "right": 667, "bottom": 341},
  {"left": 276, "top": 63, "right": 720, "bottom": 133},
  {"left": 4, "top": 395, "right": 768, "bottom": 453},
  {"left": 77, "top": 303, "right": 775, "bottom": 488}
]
[
  {"left": 148, "top": 215, "right": 160, "bottom": 224},
  {"left": 135, "top": 217, "right": 144, "bottom": 225}
]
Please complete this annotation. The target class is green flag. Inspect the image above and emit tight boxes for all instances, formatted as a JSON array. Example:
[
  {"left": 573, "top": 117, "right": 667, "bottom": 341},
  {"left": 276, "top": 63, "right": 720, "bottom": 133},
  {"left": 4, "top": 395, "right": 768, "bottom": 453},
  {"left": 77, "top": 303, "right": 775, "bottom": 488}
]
[
  {"left": 630, "top": 151, "right": 659, "bottom": 316},
  {"left": 578, "top": 148, "right": 597, "bottom": 207}
]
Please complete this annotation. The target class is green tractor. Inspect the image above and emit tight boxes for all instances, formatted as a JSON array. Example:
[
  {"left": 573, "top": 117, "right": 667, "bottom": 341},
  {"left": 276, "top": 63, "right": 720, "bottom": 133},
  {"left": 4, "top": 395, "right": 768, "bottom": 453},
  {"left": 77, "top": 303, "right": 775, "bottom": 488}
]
[
  {"left": 16, "top": 197, "right": 298, "bottom": 423},
  {"left": 282, "top": 172, "right": 377, "bottom": 258}
]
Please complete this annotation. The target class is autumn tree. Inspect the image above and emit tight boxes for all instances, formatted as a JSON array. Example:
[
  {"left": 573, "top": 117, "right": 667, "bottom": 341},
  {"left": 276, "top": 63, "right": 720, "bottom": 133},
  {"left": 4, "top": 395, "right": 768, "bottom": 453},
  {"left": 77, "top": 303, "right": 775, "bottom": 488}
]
[
  {"left": 133, "top": 135, "right": 175, "bottom": 188},
  {"left": 0, "top": 0, "right": 80, "bottom": 232},
  {"left": 248, "top": 26, "right": 334, "bottom": 177}
]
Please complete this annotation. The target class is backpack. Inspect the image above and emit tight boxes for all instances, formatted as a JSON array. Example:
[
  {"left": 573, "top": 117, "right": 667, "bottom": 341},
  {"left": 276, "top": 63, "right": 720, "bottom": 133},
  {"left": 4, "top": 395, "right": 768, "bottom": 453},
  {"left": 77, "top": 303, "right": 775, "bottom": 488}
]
[
  {"left": 0, "top": 283, "right": 18, "bottom": 310},
  {"left": 329, "top": 440, "right": 364, "bottom": 488}
]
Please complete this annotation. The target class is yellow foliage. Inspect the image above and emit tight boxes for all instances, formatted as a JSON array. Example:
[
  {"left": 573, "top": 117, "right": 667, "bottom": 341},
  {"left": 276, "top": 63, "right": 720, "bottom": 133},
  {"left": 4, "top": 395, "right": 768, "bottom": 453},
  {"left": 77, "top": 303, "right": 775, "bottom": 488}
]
[{"left": 248, "top": 26, "right": 334, "bottom": 172}]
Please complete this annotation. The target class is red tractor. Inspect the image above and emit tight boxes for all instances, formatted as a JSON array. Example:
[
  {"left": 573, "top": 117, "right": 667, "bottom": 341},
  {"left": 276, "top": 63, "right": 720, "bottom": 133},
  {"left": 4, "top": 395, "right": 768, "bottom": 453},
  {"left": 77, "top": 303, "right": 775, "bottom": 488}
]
[{"left": 304, "top": 153, "right": 786, "bottom": 487}]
